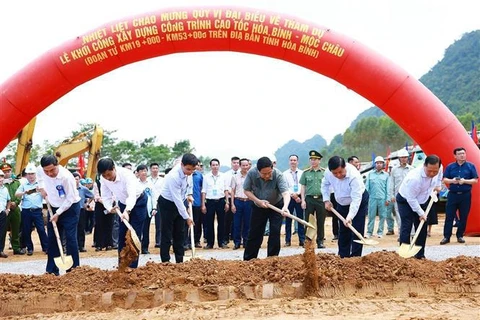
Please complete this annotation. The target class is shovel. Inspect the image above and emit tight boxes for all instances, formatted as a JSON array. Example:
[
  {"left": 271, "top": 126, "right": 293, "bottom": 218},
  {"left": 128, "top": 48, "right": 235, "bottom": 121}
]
[
  {"left": 398, "top": 191, "right": 438, "bottom": 258},
  {"left": 115, "top": 208, "right": 141, "bottom": 252},
  {"left": 46, "top": 202, "right": 73, "bottom": 271},
  {"left": 305, "top": 213, "right": 317, "bottom": 241},
  {"left": 267, "top": 203, "right": 316, "bottom": 229},
  {"left": 330, "top": 207, "right": 379, "bottom": 246},
  {"left": 188, "top": 202, "right": 195, "bottom": 258}
]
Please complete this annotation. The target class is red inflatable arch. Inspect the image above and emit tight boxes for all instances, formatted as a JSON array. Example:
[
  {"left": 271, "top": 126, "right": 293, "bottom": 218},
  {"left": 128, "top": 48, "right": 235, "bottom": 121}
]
[{"left": 1, "top": 7, "right": 479, "bottom": 235}]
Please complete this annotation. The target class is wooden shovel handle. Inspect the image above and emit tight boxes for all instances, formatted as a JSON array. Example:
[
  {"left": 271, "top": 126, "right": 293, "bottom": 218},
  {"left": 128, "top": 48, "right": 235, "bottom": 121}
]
[
  {"left": 266, "top": 203, "right": 315, "bottom": 229},
  {"left": 409, "top": 191, "right": 437, "bottom": 247},
  {"left": 188, "top": 202, "right": 195, "bottom": 257},
  {"left": 115, "top": 208, "right": 135, "bottom": 231},
  {"left": 330, "top": 207, "right": 367, "bottom": 242},
  {"left": 46, "top": 202, "right": 66, "bottom": 260}
]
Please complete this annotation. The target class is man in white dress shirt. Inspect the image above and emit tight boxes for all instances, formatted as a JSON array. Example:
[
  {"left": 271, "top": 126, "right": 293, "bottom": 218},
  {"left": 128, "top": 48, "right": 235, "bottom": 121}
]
[
  {"left": 283, "top": 154, "right": 305, "bottom": 247},
  {"left": 396, "top": 155, "right": 442, "bottom": 259},
  {"left": 148, "top": 162, "right": 164, "bottom": 248},
  {"left": 97, "top": 158, "right": 147, "bottom": 269},
  {"left": 321, "top": 156, "right": 369, "bottom": 258},
  {"left": 37, "top": 154, "right": 81, "bottom": 275},
  {"left": 158, "top": 153, "right": 197, "bottom": 263}
]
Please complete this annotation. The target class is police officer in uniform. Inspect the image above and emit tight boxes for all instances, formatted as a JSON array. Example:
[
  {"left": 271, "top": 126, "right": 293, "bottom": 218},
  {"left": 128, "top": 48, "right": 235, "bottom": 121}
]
[
  {"left": 300, "top": 150, "right": 327, "bottom": 248},
  {"left": 0, "top": 163, "right": 25, "bottom": 255}
]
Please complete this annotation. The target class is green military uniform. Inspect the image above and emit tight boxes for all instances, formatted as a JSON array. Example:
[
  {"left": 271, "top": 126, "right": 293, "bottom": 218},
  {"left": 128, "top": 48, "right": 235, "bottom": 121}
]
[
  {"left": 1, "top": 163, "right": 24, "bottom": 254},
  {"left": 300, "top": 150, "right": 327, "bottom": 248}
]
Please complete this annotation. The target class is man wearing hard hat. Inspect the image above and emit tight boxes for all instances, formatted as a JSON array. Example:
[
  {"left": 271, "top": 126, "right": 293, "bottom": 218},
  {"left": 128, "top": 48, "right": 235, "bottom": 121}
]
[{"left": 365, "top": 156, "right": 390, "bottom": 238}]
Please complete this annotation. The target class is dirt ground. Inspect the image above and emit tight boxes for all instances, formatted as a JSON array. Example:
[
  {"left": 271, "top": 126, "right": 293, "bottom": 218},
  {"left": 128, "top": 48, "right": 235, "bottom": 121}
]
[{"left": 1, "top": 215, "right": 479, "bottom": 319}]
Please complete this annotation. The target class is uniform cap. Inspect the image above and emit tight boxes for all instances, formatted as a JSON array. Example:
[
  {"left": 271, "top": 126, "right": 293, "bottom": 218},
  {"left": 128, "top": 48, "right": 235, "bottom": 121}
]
[
  {"left": 0, "top": 163, "right": 12, "bottom": 171},
  {"left": 309, "top": 150, "right": 323, "bottom": 159},
  {"left": 374, "top": 156, "right": 385, "bottom": 163},
  {"left": 25, "top": 164, "right": 37, "bottom": 174},
  {"left": 397, "top": 149, "right": 409, "bottom": 157},
  {"left": 85, "top": 178, "right": 93, "bottom": 184},
  {"left": 80, "top": 179, "right": 87, "bottom": 185}
]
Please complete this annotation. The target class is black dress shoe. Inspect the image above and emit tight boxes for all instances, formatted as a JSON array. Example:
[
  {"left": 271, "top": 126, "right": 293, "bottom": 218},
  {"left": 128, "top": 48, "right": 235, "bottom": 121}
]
[
  {"left": 79, "top": 247, "right": 87, "bottom": 252},
  {"left": 332, "top": 236, "right": 339, "bottom": 241},
  {"left": 141, "top": 250, "right": 150, "bottom": 254},
  {"left": 457, "top": 237, "right": 466, "bottom": 243},
  {"left": 27, "top": 250, "right": 33, "bottom": 256},
  {"left": 440, "top": 238, "right": 450, "bottom": 245},
  {"left": 0, "top": 252, "right": 8, "bottom": 258},
  {"left": 203, "top": 244, "right": 213, "bottom": 249},
  {"left": 233, "top": 244, "right": 240, "bottom": 250},
  {"left": 220, "top": 244, "right": 229, "bottom": 249},
  {"left": 13, "top": 249, "right": 26, "bottom": 255},
  {"left": 285, "top": 242, "right": 291, "bottom": 247},
  {"left": 154, "top": 244, "right": 160, "bottom": 248},
  {"left": 106, "top": 246, "right": 113, "bottom": 251},
  {"left": 299, "top": 242, "right": 304, "bottom": 247},
  {"left": 95, "top": 247, "right": 102, "bottom": 252},
  {"left": 317, "top": 242, "right": 326, "bottom": 249},
  {"left": 195, "top": 242, "right": 202, "bottom": 248}
]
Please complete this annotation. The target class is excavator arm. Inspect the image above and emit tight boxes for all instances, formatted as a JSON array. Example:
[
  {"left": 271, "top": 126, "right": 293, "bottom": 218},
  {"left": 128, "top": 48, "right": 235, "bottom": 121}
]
[
  {"left": 86, "top": 125, "right": 103, "bottom": 179},
  {"left": 14, "top": 117, "right": 37, "bottom": 175},
  {"left": 54, "top": 125, "right": 103, "bottom": 179}
]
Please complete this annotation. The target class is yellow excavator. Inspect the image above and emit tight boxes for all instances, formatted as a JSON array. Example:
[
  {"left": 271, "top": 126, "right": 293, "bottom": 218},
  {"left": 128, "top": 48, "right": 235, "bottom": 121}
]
[
  {"left": 13, "top": 117, "right": 37, "bottom": 176},
  {"left": 54, "top": 125, "right": 104, "bottom": 179}
]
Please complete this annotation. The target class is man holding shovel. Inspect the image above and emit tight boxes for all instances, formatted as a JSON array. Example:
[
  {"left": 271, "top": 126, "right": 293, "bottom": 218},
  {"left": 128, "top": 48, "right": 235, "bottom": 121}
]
[
  {"left": 98, "top": 158, "right": 147, "bottom": 269},
  {"left": 321, "top": 156, "right": 369, "bottom": 258},
  {"left": 37, "top": 155, "right": 81, "bottom": 275},
  {"left": 158, "top": 153, "right": 197, "bottom": 263},
  {"left": 243, "top": 156, "right": 290, "bottom": 261},
  {"left": 396, "top": 155, "right": 442, "bottom": 259}
]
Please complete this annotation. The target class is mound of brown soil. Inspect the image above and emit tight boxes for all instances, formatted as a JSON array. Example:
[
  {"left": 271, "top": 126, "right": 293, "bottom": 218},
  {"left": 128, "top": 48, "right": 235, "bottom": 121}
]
[{"left": 0, "top": 251, "right": 479, "bottom": 318}]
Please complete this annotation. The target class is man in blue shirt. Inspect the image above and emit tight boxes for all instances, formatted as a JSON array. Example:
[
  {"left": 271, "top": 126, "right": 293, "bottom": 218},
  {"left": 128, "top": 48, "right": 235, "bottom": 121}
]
[
  {"left": 15, "top": 164, "right": 48, "bottom": 256},
  {"left": 184, "top": 161, "right": 203, "bottom": 249},
  {"left": 441, "top": 147, "right": 478, "bottom": 245}
]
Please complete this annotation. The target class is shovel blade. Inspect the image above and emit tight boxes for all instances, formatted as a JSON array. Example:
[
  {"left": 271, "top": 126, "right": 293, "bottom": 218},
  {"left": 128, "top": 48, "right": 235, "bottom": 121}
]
[
  {"left": 54, "top": 255, "right": 74, "bottom": 271},
  {"left": 129, "top": 230, "right": 142, "bottom": 252},
  {"left": 305, "top": 214, "right": 317, "bottom": 241},
  {"left": 397, "top": 243, "right": 422, "bottom": 258},
  {"left": 353, "top": 239, "right": 379, "bottom": 246}
]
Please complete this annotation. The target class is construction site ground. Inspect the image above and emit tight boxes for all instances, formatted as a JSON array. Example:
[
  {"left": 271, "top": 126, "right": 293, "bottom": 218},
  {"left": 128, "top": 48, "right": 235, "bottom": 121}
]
[{"left": 0, "top": 214, "right": 479, "bottom": 320}]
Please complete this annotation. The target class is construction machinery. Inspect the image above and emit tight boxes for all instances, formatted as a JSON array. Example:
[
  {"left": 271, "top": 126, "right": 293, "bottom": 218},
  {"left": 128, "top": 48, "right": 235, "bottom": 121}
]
[
  {"left": 12, "top": 117, "right": 37, "bottom": 175},
  {"left": 54, "top": 125, "right": 104, "bottom": 179}
]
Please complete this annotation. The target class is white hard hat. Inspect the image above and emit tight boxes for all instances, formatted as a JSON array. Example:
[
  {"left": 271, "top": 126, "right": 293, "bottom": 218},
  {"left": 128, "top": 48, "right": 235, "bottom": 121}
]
[
  {"left": 374, "top": 156, "right": 385, "bottom": 163},
  {"left": 397, "top": 149, "right": 409, "bottom": 157},
  {"left": 25, "top": 164, "right": 37, "bottom": 174}
]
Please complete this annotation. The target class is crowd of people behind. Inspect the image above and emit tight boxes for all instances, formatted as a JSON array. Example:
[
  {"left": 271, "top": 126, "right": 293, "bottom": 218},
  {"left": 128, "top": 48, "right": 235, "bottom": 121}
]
[{"left": 0, "top": 146, "right": 477, "bottom": 274}]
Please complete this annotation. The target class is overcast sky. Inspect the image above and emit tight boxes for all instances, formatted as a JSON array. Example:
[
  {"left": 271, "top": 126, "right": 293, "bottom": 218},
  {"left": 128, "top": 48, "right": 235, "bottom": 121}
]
[{"left": 1, "top": 0, "right": 479, "bottom": 165}]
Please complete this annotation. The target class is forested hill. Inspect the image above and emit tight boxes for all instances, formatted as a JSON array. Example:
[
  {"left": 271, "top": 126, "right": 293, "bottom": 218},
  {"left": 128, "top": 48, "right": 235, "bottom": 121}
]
[
  {"left": 420, "top": 30, "right": 480, "bottom": 117},
  {"left": 274, "top": 30, "right": 480, "bottom": 170}
]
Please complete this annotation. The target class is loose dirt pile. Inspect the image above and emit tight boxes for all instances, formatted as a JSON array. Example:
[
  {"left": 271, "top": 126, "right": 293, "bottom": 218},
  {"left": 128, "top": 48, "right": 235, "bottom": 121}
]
[
  {"left": 1, "top": 251, "right": 479, "bottom": 318},
  {"left": 118, "top": 230, "right": 139, "bottom": 272}
]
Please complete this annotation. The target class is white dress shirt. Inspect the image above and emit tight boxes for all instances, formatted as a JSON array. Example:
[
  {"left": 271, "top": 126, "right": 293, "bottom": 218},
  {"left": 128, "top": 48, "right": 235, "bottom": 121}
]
[
  {"left": 202, "top": 172, "right": 228, "bottom": 199},
  {"left": 321, "top": 163, "right": 365, "bottom": 220},
  {"left": 148, "top": 175, "right": 164, "bottom": 204},
  {"left": 398, "top": 165, "right": 442, "bottom": 216},
  {"left": 100, "top": 166, "right": 143, "bottom": 212},
  {"left": 160, "top": 164, "right": 193, "bottom": 220},
  {"left": 37, "top": 165, "right": 80, "bottom": 215},
  {"left": 283, "top": 167, "right": 304, "bottom": 195}
]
